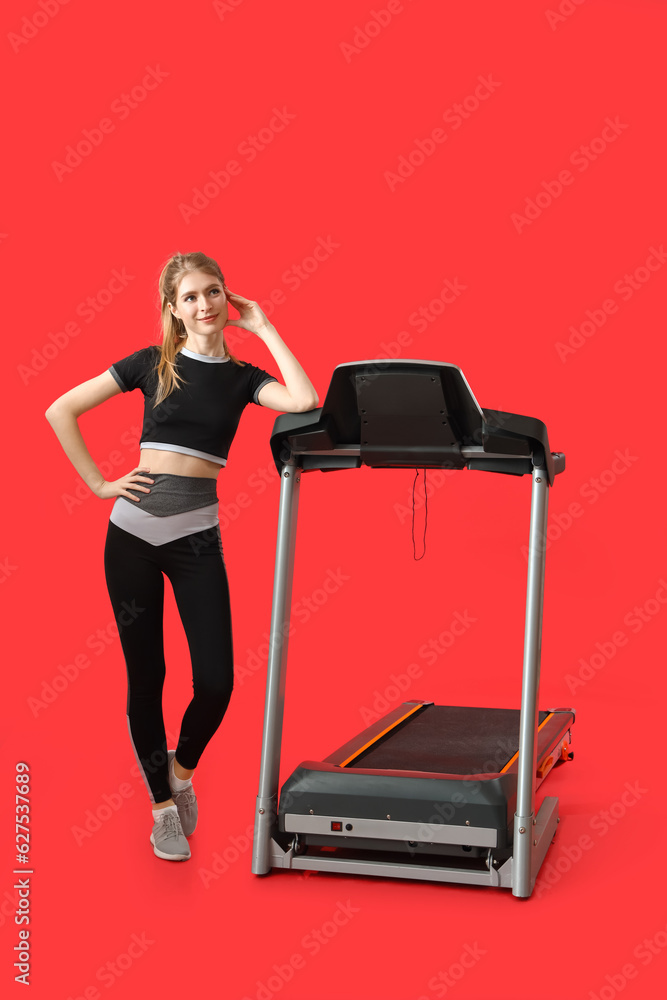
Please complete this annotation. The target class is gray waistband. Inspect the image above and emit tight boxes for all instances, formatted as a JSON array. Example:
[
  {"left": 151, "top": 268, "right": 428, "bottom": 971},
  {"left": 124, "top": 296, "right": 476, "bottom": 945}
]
[
  {"left": 117, "top": 472, "right": 218, "bottom": 517},
  {"left": 109, "top": 500, "right": 220, "bottom": 546}
]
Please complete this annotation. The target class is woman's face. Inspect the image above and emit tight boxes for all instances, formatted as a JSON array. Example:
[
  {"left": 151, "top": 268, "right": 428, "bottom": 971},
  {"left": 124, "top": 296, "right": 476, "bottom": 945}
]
[{"left": 170, "top": 269, "right": 229, "bottom": 338}]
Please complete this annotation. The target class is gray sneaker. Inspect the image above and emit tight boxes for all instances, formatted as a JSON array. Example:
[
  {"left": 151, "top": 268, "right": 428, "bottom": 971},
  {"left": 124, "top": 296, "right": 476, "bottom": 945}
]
[
  {"left": 150, "top": 808, "right": 191, "bottom": 861},
  {"left": 167, "top": 749, "right": 198, "bottom": 837}
]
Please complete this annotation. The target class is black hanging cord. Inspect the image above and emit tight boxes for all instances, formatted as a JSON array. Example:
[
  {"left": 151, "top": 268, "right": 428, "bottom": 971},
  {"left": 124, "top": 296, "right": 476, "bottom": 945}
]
[{"left": 411, "top": 468, "right": 428, "bottom": 560}]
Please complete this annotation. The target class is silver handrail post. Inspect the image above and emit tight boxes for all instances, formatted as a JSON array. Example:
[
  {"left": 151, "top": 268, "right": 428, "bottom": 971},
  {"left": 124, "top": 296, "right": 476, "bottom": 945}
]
[
  {"left": 252, "top": 459, "right": 301, "bottom": 874},
  {"left": 512, "top": 464, "right": 549, "bottom": 897}
]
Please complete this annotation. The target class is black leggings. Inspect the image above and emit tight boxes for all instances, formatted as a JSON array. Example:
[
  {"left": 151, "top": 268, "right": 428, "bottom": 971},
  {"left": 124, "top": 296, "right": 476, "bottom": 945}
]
[{"left": 103, "top": 513, "right": 234, "bottom": 804}]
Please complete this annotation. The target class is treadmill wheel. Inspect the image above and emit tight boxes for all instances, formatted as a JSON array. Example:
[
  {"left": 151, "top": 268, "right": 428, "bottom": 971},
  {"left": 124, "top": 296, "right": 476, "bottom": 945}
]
[{"left": 291, "top": 833, "right": 306, "bottom": 856}]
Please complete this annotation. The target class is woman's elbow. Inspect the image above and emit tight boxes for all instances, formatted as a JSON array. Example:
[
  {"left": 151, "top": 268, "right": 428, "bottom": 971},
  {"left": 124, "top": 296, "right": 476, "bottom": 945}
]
[
  {"left": 45, "top": 400, "right": 70, "bottom": 423},
  {"left": 300, "top": 394, "right": 319, "bottom": 412}
]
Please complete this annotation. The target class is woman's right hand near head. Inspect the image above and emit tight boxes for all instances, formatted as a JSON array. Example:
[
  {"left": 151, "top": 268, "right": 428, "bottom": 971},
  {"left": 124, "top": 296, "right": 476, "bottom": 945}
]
[{"left": 94, "top": 466, "right": 155, "bottom": 501}]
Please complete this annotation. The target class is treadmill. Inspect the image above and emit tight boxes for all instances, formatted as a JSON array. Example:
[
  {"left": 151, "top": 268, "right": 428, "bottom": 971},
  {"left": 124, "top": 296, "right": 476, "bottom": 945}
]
[{"left": 251, "top": 360, "right": 575, "bottom": 898}]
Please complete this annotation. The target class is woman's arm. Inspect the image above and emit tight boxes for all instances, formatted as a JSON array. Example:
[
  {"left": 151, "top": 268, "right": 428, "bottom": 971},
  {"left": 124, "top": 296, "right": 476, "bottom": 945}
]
[
  {"left": 223, "top": 285, "right": 319, "bottom": 414},
  {"left": 45, "top": 371, "right": 152, "bottom": 500},
  {"left": 255, "top": 324, "right": 319, "bottom": 413}
]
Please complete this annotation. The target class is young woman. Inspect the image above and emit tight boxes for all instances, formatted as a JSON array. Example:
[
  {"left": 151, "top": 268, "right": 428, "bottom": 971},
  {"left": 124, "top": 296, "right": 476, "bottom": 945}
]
[{"left": 45, "top": 251, "right": 318, "bottom": 862}]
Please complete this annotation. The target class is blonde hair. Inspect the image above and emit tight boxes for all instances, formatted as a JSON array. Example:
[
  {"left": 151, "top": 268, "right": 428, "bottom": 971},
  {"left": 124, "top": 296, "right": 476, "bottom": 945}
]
[{"left": 151, "top": 251, "right": 244, "bottom": 407}]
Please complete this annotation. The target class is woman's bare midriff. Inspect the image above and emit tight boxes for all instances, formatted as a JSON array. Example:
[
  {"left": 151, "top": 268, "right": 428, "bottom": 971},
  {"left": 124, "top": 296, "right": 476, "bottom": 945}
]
[{"left": 139, "top": 448, "right": 220, "bottom": 480}]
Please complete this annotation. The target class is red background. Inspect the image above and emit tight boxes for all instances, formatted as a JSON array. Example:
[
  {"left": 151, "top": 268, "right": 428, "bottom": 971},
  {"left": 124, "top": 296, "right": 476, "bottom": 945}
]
[{"left": 2, "top": 1, "right": 666, "bottom": 998}]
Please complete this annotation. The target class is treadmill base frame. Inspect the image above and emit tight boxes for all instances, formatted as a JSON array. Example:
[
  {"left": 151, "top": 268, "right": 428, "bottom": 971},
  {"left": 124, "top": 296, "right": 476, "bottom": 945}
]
[{"left": 260, "top": 795, "right": 560, "bottom": 895}]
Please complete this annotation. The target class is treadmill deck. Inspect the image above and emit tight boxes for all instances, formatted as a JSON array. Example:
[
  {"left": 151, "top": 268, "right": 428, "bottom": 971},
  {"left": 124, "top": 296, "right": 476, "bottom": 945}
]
[
  {"left": 277, "top": 702, "right": 574, "bottom": 852},
  {"left": 347, "top": 705, "right": 549, "bottom": 774}
]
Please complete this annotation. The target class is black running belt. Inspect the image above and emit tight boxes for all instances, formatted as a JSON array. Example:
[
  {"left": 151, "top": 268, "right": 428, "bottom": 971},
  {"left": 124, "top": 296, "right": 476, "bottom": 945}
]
[{"left": 349, "top": 705, "right": 549, "bottom": 774}]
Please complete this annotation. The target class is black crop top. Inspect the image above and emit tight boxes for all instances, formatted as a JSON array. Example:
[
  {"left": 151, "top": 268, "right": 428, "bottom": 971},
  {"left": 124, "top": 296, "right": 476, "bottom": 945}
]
[{"left": 107, "top": 344, "right": 279, "bottom": 466}]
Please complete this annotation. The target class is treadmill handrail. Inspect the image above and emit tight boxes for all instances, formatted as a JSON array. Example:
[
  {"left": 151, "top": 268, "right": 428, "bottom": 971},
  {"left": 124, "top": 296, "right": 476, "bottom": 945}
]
[{"left": 269, "top": 360, "right": 563, "bottom": 485}]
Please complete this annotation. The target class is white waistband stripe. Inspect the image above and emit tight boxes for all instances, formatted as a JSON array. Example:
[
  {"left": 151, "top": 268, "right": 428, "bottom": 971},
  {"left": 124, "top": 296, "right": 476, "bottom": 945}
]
[{"left": 109, "top": 499, "right": 220, "bottom": 545}]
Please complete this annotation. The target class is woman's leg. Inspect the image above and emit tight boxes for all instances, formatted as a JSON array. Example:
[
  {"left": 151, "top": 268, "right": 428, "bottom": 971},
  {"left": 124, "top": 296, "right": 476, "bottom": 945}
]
[
  {"left": 160, "top": 524, "right": 234, "bottom": 771},
  {"left": 103, "top": 518, "right": 173, "bottom": 805}
]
